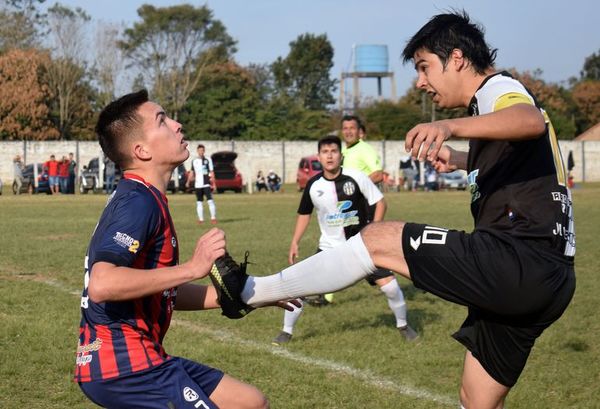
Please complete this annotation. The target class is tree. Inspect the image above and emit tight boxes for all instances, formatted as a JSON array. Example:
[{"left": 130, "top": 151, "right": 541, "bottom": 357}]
[
  {"left": 46, "top": 3, "right": 93, "bottom": 139},
  {"left": 356, "top": 100, "right": 423, "bottom": 140},
  {"left": 92, "top": 21, "right": 125, "bottom": 109},
  {"left": 581, "top": 49, "right": 600, "bottom": 81},
  {"left": 179, "top": 62, "right": 261, "bottom": 140},
  {"left": 0, "top": 48, "right": 58, "bottom": 140},
  {"left": 571, "top": 80, "right": 600, "bottom": 132},
  {"left": 272, "top": 33, "right": 337, "bottom": 110},
  {"left": 0, "top": 0, "right": 46, "bottom": 52},
  {"left": 119, "top": 4, "right": 236, "bottom": 119}
]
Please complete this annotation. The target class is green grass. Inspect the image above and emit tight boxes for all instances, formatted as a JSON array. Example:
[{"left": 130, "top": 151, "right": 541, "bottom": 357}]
[{"left": 0, "top": 185, "right": 598, "bottom": 408}]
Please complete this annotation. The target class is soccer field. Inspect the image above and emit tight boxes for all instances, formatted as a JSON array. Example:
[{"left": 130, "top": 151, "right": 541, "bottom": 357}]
[{"left": 0, "top": 185, "right": 598, "bottom": 408}]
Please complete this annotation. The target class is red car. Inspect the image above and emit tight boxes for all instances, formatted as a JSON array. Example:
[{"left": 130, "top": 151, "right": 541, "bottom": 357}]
[
  {"left": 296, "top": 155, "right": 322, "bottom": 191},
  {"left": 211, "top": 151, "right": 244, "bottom": 193}
]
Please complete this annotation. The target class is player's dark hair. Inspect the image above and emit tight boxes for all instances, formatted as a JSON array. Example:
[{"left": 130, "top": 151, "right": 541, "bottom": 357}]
[
  {"left": 402, "top": 10, "right": 497, "bottom": 74},
  {"left": 197, "top": 144, "right": 205, "bottom": 149},
  {"left": 341, "top": 114, "right": 363, "bottom": 129},
  {"left": 318, "top": 135, "right": 342, "bottom": 152},
  {"left": 96, "top": 89, "right": 149, "bottom": 169}
]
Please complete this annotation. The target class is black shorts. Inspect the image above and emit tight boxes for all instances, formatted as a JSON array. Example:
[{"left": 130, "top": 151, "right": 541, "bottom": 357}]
[
  {"left": 195, "top": 187, "right": 213, "bottom": 201},
  {"left": 402, "top": 223, "right": 575, "bottom": 387}
]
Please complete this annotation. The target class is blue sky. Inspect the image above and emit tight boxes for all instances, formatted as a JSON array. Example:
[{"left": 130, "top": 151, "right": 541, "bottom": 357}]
[{"left": 48, "top": 0, "right": 598, "bottom": 98}]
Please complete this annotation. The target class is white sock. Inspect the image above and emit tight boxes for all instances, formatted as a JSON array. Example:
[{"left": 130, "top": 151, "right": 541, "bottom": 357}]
[
  {"left": 196, "top": 202, "right": 204, "bottom": 221},
  {"left": 282, "top": 299, "right": 303, "bottom": 334},
  {"left": 379, "top": 279, "right": 407, "bottom": 328},
  {"left": 242, "top": 234, "right": 376, "bottom": 306},
  {"left": 208, "top": 199, "right": 216, "bottom": 219}
]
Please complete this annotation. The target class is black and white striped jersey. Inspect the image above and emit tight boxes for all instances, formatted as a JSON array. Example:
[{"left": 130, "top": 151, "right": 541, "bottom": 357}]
[{"left": 298, "top": 168, "right": 383, "bottom": 250}]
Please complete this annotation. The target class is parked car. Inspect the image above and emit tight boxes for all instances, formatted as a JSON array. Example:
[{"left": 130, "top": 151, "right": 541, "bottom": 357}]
[
  {"left": 13, "top": 163, "right": 51, "bottom": 194},
  {"left": 296, "top": 155, "right": 322, "bottom": 191},
  {"left": 211, "top": 151, "right": 243, "bottom": 193},
  {"left": 439, "top": 170, "right": 468, "bottom": 190},
  {"left": 167, "top": 163, "right": 191, "bottom": 194},
  {"left": 79, "top": 158, "right": 122, "bottom": 194}
]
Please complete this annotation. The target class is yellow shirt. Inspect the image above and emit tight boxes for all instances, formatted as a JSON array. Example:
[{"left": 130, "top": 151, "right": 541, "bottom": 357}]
[{"left": 342, "top": 139, "right": 382, "bottom": 176}]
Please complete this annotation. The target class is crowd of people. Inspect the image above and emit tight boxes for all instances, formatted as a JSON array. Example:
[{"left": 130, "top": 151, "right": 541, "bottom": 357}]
[{"left": 12, "top": 152, "right": 77, "bottom": 194}]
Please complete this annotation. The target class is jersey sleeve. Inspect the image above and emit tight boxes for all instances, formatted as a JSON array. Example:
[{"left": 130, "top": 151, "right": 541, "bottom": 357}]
[
  {"left": 94, "top": 191, "right": 161, "bottom": 267},
  {"left": 207, "top": 157, "right": 214, "bottom": 172},
  {"left": 297, "top": 178, "right": 315, "bottom": 215},
  {"left": 348, "top": 169, "right": 383, "bottom": 205},
  {"left": 476, "top": 76, "right": 535, "bottom": 115}
]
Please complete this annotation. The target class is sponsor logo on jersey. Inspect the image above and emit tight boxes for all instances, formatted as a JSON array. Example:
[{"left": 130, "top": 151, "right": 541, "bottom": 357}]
[
  {"left": 326, "top": 200, "right": 359, "bottom": 227},
  {"left": 342, "top": 181, "right": 355, "bottom": 196},
  {"left": 171, "top": 236, "right": 177, "bottom": 248},
  {"left": 76, "top": 338, "right": 103, "bottom": 366},
  {"left": 467, "top": 169, "right": 480, "bottom": 203},
  {"left": 113, "top": 232, "right": 140, "bottom": 253}
]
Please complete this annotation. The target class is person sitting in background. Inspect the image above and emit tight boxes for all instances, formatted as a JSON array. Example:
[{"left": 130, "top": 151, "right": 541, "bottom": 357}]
[
  {"left": 255, "top": 170, "right": 268, "bottom": 192},
  {"left": 267, "top": 170, "right": 281, "bottom": 192}
]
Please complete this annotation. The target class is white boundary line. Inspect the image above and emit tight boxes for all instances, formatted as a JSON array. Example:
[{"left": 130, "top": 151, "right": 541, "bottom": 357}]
[{"left": 31, "top": 277, "right": 456, "bottom": 407}]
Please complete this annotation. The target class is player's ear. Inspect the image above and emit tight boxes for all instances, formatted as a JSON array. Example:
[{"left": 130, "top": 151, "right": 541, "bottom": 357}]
[
  {"left": 450, "top": 48, "right": 466, "bottom": 71},
  {"left": 133, "top": 141, "right": 152, "bottom": 162}
]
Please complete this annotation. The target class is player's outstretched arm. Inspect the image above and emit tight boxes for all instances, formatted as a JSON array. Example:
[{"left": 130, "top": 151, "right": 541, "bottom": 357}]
[
  {"left": 88, "top": 228, "right": 226, "bottom": 303},
  {"left": 406, "top": 103, "right": 545, "bottom": 162}
]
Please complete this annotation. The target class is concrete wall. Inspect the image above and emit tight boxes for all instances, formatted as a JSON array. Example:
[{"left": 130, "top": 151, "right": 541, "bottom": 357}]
[{"left": 1, "top": 140, "right": 598, "bottom": 188}]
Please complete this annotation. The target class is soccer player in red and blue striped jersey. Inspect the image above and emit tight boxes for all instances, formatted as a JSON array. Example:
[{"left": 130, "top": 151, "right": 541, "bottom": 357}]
[{"left": 75, "top": 90, "right": 292, "bottom": 409}]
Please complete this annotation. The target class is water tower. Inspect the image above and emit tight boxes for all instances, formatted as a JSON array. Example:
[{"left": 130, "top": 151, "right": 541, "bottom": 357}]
[{"left": 340, "top": 44, "right": 397, "bottom": 111}]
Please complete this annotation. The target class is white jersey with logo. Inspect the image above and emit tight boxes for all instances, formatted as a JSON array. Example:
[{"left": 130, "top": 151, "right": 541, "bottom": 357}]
[
  {"left": 192, "top": 156, "right": 214, "bottom": 189},
  {"left": 298, "top": 168, "right": 383, "bottom": 250}
]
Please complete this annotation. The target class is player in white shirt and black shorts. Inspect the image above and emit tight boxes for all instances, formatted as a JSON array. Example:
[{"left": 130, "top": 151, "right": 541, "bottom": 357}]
[
  {"left": 272, "top": 136, "right": 417, "bottom": 345},
  {"left": 190, "top": 144, "right": 217, "bottom": 224}
]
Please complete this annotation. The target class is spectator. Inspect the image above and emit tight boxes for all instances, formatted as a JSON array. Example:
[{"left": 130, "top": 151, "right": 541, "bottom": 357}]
[
  {"left": 255, "top": 170, "right": 268, "bottom": 192},
  {"left": 58, "top": 155, "right": 70, "bottom": 193},
  {"left": 567, "top": 150, "right": 575, "bottom": 188},
  {"left": 44, "top": 154, "right": 59, "bottom": 194},
  {"left": 425, "top": 163, "right": 439, "bottom": 191},
  {"left": 267, "top": 169, "right": 281, "bottom": 192},
  {"left": 68, "top": 152, "right": 77, "bottom": 194},
  {"left": 13, "top": 155, "right": 24, "bottom": 194},
  {"left": 105, "top": 157, "right": 116, "bottom": 194},
  {"left": 399, "top": 156, "right": 419, "bottom": 191}
]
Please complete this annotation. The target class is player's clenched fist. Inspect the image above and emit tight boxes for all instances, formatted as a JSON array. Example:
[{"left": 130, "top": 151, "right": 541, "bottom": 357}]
[{"left": 189, "top": 228, "right": 227, "bottom": 279}]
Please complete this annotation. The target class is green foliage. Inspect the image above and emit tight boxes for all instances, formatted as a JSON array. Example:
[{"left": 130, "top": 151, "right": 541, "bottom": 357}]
[
  {"left": 119, "top": 4, "right": 236, "bottom": 118},
  {"left": 581, "top": 49, "right": 600, "bottom": 81},
  {"left": 1, "top": 186, "right": 599, "bottom": 408},
  {"left": 357, "top": 100, "right": 423, "bottom": 140},
  {"left": 180, "top": 62, "right": 261, "bottom": 140},
  {"left": 272, "top": 33, "right": 337, "bottom": 110}
]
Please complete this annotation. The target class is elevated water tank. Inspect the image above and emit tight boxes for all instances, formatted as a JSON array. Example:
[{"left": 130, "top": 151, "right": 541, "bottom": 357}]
[{"left": 354, "top": 44, "right": 389, "bottom": 73}]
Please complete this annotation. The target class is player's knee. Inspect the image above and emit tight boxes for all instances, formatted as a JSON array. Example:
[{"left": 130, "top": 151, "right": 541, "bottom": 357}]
[{"left": 361, "top": 221, "right": 405, "bottom": 258}]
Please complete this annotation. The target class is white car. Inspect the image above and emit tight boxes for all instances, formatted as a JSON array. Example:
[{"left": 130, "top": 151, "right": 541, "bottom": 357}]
[{"left": 439, "top": 170, "right": 468, "bottom": 190}]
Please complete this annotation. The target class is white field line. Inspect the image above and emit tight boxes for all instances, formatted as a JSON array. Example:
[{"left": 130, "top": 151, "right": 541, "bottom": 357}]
[{"left": 32, "top": 277, "right": 456, "bottom": 407}]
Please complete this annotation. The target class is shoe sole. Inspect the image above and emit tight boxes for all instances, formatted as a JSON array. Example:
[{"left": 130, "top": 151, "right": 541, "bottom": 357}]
[{"left": 209, "top": 264, "right": 249, "bottom": 318}]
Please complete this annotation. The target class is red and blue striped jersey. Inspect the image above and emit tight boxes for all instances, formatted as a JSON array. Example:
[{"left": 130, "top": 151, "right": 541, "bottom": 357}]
[{"left": 75, "top": 173, "right": 179, "bottom": 382}]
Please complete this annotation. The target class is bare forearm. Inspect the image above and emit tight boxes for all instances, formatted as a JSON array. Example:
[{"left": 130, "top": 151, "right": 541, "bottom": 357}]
[
  {"left": 88, "top": 261, "right": 207, "bottom": 303},
  {"left": 372, "top": 199, "right": 386, "bottom": 222},
  {"left": 369, "top": 170, "right": 383, "bottom": 184},
  {"left": 291, "top": 215, "right": 311, "bottom": 246},
  {"left": 175, "top": 283, "right": 219, "bottom": 310},
  {"left": 447, "top": 104, "right": 545, "bottom": 141}
]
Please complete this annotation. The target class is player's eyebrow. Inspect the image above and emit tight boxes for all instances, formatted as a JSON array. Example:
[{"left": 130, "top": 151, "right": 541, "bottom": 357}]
[
  {"left": 155, "top": 111, "right": 166, "bottom": 122},
  {"left": 414, "top": 59, "right": 426, "bottom": 70}
]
